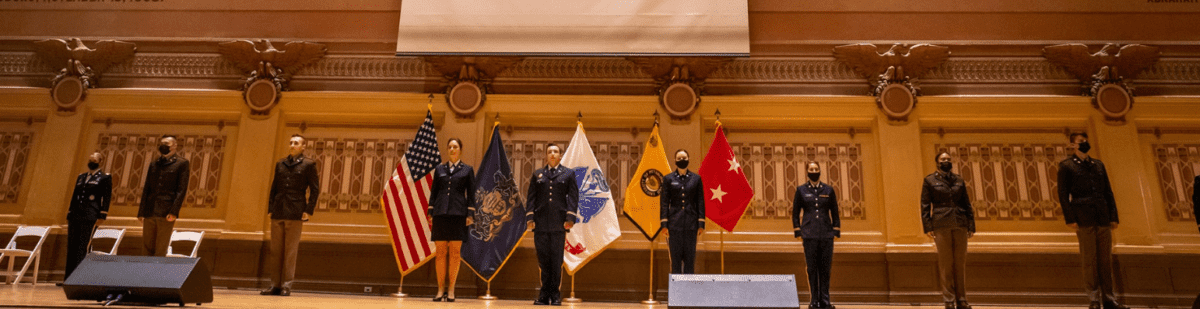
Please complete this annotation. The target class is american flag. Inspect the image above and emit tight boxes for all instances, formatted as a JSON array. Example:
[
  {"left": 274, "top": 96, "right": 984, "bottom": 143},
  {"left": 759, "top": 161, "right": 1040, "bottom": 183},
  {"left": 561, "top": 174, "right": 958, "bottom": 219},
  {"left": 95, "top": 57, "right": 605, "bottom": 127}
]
[{"left": 382, "top": 110, "right": 440, "bottom": 274}]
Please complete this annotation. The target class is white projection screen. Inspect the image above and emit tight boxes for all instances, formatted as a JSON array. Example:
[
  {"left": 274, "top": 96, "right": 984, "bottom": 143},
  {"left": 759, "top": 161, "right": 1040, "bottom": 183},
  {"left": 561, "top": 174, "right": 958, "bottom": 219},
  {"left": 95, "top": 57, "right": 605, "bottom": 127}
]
[{"left": 396, "top": 0, "right": 750, "bottom": 56}]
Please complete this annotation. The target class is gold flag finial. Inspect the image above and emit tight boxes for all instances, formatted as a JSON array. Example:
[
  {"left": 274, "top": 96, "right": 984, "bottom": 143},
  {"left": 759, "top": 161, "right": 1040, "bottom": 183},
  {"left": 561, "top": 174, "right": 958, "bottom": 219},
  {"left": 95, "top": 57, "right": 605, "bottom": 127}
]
[
  {"left": 427, "top": 93, "right": 434, "bottom": 110},
  {"left": 653, "top": 110, "right": 660, "bottom": 126},
  {"left": 714, "top": 108, "right": 722, "bottom": 127}
]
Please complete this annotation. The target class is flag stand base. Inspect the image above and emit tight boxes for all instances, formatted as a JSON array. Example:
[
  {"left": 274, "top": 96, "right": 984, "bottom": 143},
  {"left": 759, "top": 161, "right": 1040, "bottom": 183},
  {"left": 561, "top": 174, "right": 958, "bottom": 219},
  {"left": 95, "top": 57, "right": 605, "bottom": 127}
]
[
  {"left": 479, "top": 280, "right": 498, "bottom": 300},
  {"left": 391, "top": 274, "right": 408, "bottom": 298},
  {"left": 564, "top": 274, "right": 582, "bottom": 303}
]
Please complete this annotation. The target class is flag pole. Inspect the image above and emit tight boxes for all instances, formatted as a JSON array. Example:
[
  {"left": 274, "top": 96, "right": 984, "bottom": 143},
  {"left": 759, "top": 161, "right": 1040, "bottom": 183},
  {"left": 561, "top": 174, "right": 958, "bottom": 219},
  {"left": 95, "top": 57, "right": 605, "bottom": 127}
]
[
  {"left": 564, "top": 273, "right": 581, "bottom": 303},
  {"left": 720, "top": 229, "right": 725, "bottom": 274},
  {"left": 715, "top": 109, "right": 726, "bottom": 275},
  {"left": 390, "top": 274, "right": 407, "bottom": 297},
  {"left": 479, "top": 278, "right": 497, "bottom": 300},
  {"left": 642, "top": 238, "right": 658, "bottom": 305}
]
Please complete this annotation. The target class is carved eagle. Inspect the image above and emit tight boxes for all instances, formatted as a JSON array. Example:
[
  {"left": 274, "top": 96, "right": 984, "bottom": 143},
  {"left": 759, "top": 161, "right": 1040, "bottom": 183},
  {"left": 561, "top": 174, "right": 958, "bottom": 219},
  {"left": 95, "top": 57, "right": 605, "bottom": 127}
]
[
  {"left": 833, "top": 44, "right": 950, "bottom": 80},
  {"left": 217, "top": 40, "right": 327, "bottom": 75},
  {"left": 422, "top": 56, "right": 524, "bottom": 80},
  {"left": 1042, "top": 44, "right": 1160, "bottom": 81},
  {"left": 624, "top": 57, "right": 734, "bottom": 80},
  {"left": 34, "top": 38, "right": 137, "bottom": 74}
]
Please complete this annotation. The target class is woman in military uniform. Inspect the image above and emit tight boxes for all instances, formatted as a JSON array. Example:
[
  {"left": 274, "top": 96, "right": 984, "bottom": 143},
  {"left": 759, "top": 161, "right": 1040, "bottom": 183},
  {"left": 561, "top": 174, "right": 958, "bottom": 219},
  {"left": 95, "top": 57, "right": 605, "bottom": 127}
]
[
  {"left": 921, "top": 152, "right": 976, "bottom": 309},
  {"left": 427, "top": 138, "right": 475, "bottom": 302},
  {"left": 792, "top": 161, "right": 840, "bottom": 309}
]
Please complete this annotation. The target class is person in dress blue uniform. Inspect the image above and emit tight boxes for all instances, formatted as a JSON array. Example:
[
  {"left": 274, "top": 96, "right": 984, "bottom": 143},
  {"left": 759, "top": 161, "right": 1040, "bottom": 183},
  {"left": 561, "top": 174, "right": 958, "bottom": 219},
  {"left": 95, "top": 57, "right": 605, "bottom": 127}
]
[
  {"left": 426, "top": 138, "right": 475, "bottom": 302},
  {"left": 660, "top": 149, "right": 704, "bottom": 274},
  {"left": 64, "top": 152, "right": 112, "bottom": 281},
  {"left": 921, "top": 152, "right": 974, "bottom": 309},
  {"left": 792, "top": 161, "right": 840, "bottom": 309},
  {"left": 525, "top": 143, "right": 578, "bottom": 306}
]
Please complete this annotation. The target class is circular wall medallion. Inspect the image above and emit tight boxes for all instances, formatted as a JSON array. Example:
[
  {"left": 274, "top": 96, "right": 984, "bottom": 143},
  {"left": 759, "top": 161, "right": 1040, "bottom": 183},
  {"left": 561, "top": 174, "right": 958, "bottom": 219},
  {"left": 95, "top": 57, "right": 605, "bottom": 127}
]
[
  {"left": 1094, "top": 84, "right": 1132, "bottom": 120},
  {"left": 51, "top": 76, "right": 86, "bottom": 111},
  {"left": 661, "top": 83, "right": 698, "bottom": 119},
  {"left": 448, "top": 82, "right": 484, "bottom": 117},
  {"left": 244, "top": 79, "right": 279, "bottom": 114},
  {"left": 877, "top": 83, "right": 916, "bottom": 120}
]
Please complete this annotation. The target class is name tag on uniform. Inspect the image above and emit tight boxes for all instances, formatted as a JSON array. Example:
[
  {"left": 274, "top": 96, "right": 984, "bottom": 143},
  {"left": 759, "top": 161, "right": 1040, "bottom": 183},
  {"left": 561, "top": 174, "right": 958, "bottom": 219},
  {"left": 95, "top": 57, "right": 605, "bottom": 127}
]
[
  {"left": 804, "top": 194, "right": 813, "bottom": 197},
  {"left": 819, "top": 195, "right": 829, "bottom": 198}
]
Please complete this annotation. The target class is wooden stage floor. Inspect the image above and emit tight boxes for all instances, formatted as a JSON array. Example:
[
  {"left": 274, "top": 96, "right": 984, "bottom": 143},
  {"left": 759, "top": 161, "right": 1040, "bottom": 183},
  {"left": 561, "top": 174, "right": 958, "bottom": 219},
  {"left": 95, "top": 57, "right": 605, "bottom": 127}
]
[{"left": 0, "top": 285, "right": 1153, "bottom": 309}]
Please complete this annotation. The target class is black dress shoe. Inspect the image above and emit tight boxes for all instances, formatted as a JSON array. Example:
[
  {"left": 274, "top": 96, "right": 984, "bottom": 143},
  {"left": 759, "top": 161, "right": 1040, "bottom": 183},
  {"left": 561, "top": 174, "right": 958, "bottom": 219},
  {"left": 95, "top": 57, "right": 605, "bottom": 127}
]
[
  {"left": 1104, "top": 300, "right": 1129, "bottom": 309},
  {"left": 260, "top": 288, "right": 281, "bottom": 296},
  {"left": 533, "top": 298, "right": 549, "bottom": 305},
  {"left": 551, "top": 298, "right": 562, "bottom": 306},
  {"left": 432, "top": 293, "right": 445, "bottom": 302},
  {"left": 957, "top": 301, "right": 972, "bottom": 309},
  {"left": 55, "top": 282, "right": 64, "bottom": 287},
  {"left": 1089, "top": 301, "right": 1103, "bottom": 309},
  {"left": 446, "top": 295, "right": 455, "bottom": 302},
  {"left": 279, "top": 288, "right": 291, "bottom": 296}
]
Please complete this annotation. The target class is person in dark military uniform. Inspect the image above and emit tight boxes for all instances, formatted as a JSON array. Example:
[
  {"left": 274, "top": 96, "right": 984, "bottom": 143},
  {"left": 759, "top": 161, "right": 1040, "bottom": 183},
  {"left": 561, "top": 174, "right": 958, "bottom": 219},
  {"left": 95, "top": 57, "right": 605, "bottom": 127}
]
[
  {"left": 426, "top": 138, "right": 474, "bottom": 302},
  {"left": 921, "top": 152, "right": 975, "bottom": 309},
  {"left": 64, "top": 152, "right": 112, "bottom": 280},
  {"left": 660, "top": 149, "right": 704, "bottom": 275},
  {"left": 1193, "top": 174, "right": 1199, "bottom": 233},
  {"left": 525, "top": 143, "right": 578, "bottom": 306},
  {"left": 793, "top": 161, "right": 840, "bottom": 309},
  {"left": 261, "top": 134, "right": 320, "bottom": 297},
  {"left": 138, "top": 135, "right": 190, "bottom": 257},
  {"left": 1058, "top": 132, "right": 1128, "bottom": 309}
]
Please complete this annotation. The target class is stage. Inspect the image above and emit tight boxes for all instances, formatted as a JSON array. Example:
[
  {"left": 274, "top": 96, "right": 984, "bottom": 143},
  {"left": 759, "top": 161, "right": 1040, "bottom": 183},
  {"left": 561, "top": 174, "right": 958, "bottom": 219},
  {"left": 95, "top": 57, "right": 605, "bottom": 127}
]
[{"left": 0, "top": 285, "right": 1177, "bottom": 309}]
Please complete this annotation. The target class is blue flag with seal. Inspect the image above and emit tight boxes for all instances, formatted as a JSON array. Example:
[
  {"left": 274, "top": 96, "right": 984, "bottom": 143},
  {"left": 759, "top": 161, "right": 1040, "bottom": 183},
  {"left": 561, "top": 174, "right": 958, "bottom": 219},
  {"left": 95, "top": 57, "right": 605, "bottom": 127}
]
[{"left": 462, "top": 124, "right": 528, "bottom": 281}]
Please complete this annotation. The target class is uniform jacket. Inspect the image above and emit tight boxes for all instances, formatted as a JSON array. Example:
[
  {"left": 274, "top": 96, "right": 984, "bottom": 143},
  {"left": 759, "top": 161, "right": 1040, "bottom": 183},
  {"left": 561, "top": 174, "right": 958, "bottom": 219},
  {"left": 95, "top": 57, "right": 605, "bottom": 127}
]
[
  {"left": 920, "top": 172, "right": 976, "bottom": 233},
  {"left": 792, "top": 182, "right": 841, "bottom": 239},
  {"left": 1193, "top": 175, "right": 1199, "bottom": 230},
  {"left": 139, "top": 155, "right": 190, "bottom": 218},
  {"left": 1057, "top": 155, "right": 1119, "bottom": 227},
  {"left": 660, "top": 170, "right": 705, "bottom": 231},
  {"left": 428, "top": 162, "right": 476, "bottom": 217},
  {"left": 525, "top": 165, "right": 579, "bottom": 233},
  {"left": 69, "top": 170, "right": 112, "bottom": 221},
  {"left": 268, "top": 154, "right": 320, "bottom": 220}
]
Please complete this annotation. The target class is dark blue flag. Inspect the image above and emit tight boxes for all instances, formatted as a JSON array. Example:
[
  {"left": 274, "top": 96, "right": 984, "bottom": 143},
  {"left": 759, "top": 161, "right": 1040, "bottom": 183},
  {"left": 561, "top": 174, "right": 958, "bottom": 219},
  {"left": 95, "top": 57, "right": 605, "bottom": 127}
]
[{"left": 462, "top": 125, "right": 527, "bottom": 281}]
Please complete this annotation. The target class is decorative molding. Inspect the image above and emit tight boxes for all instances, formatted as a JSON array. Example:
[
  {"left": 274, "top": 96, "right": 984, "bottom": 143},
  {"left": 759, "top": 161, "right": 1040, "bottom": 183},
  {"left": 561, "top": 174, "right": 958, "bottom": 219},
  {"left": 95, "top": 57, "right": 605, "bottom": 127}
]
[
  {"left": 497, "top": 57, "right": 646, "bottom": 79},
  {"left": 2, "top": 52, "right": 1198, "bottom": 88}
]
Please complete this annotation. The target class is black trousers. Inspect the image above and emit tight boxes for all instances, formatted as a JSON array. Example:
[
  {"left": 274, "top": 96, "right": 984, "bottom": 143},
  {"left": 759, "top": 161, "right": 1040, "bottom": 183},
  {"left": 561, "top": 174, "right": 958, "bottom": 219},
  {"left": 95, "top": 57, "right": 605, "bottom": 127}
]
[
  {"left": 534, "top": 232, "right": 565, "bottom": 301},
  {"left": 668, "top": 229, "right": 697, "bottom": 274},
  {"left": 65, "top": 219, "right": 96, "bottom": 280},
  {"left": 802, "top": 238, "right": 834, "bottom": 307}
]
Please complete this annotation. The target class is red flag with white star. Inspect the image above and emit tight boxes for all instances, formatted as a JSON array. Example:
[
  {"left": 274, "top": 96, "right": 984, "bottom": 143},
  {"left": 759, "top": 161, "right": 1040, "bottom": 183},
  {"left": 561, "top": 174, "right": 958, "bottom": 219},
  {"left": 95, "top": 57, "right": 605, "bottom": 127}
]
[{"left": 699, "top": 122, "right": 754, "bottom": 232}]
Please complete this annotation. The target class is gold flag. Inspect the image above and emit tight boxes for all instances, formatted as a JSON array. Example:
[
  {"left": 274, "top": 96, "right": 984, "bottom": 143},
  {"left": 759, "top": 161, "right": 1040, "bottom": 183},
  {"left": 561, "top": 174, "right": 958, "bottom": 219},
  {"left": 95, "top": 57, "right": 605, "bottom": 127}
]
[{"left": 623, "top": 124, "right": 671, "bottom": 240}]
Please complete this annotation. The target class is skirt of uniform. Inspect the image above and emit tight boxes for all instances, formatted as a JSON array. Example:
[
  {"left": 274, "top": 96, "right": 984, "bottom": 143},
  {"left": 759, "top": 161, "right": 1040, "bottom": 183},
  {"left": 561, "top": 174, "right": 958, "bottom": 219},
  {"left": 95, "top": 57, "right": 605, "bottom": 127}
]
[{"left": 430, "top": 215, "right": 467, "bottom": 241}]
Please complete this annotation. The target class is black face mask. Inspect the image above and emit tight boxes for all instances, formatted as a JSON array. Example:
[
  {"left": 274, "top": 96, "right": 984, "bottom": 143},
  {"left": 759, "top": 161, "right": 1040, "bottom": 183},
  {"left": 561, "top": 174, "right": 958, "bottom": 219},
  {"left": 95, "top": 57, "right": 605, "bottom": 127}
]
[
  {"left": 87, "top": 162, "right": 100, "bottom": 170},
  {"left": 1077, "top": 141, "right": 1091, "bottom": 154},
  {"left": 675, "top": 159, "right": 689, "bottom": 169},
  {"left": 807, "top": 172, "right": 820, "bottom": 182},
  {"left": 938, "top": 161, "right": 953, "bottom": 173},
  {"left": 158, "top": 144, "right": 171, "bottom": 155}
]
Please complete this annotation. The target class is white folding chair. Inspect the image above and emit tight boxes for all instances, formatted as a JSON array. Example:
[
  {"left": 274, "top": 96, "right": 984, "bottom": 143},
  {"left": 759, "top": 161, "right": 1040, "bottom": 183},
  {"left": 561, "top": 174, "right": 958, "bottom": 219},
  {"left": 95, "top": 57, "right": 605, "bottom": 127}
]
[
  {"left": 0, "top": 225, "right": 53, "bottom": 284},
  {"left": 89, "top": 228, "right": 126, "bottom": 255},
  {"left": 165, "top": 230, "right": 205, "bottom": 258}
]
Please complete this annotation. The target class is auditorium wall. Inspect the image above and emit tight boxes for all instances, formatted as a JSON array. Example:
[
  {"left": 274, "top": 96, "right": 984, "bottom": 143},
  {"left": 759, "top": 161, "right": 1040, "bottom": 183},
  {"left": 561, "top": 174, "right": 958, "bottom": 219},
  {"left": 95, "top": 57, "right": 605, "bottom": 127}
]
[{"left": 1, "top": 87, "right": 1197, "bottom": 305}]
